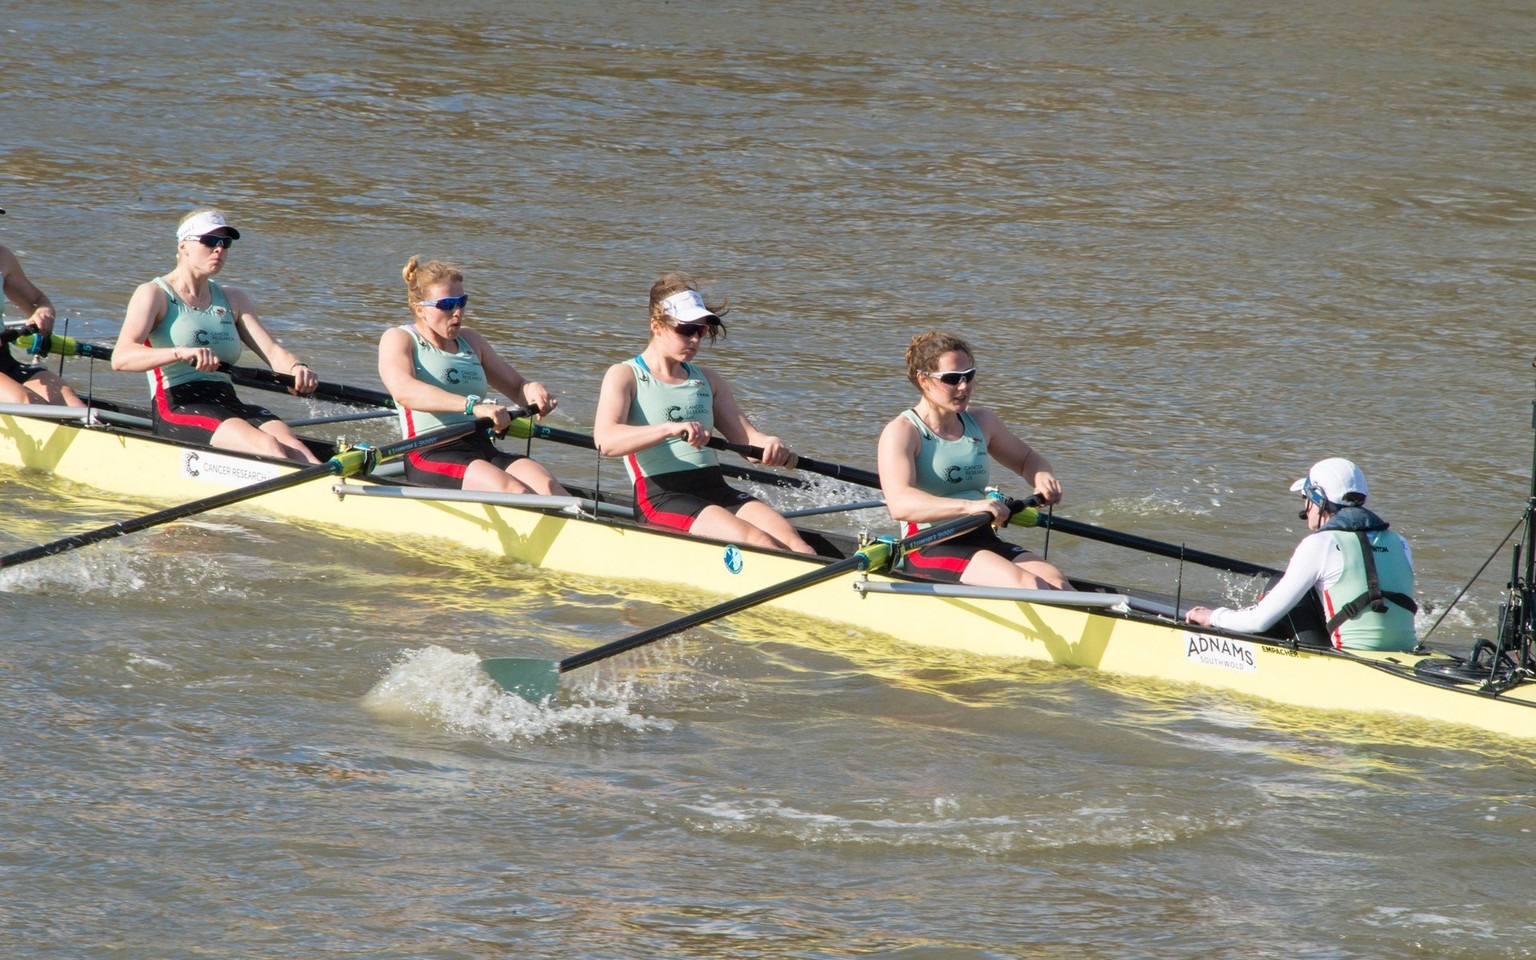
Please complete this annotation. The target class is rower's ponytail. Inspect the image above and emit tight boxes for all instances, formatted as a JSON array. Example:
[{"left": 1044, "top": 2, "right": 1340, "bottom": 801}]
[{"left": 402, "top": 256, "right": 463, "bottom": 310}]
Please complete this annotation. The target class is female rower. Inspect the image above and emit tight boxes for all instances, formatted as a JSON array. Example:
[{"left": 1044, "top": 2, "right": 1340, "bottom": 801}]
[
  {"left": 112, "top": 208, "right": 320, "bottom": 462},
  {"left": 1, "top": 238, "right": 84, "bottom": 407},
  {"left": 377, "top": 256, "right": 567, "bottom": 495},
  {"left": 877, "top": 330, "right": 1070, "bottom": 589},
  {"left": 592, "top": 271, "right": 814, "bottom": 555}
]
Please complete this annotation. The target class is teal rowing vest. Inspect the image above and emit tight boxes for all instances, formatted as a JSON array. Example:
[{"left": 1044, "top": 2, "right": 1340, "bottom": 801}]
[
  {"left": 396, "top": 325, "right": 487, "bottom": 437},
  {"left": 902, "top": 409, "right": 988, "bottom": 530},
  {"left": 147, "top": 277, "right": 240, "bottom": 389},
  {"left": 622, "top": 356, "right": 717, "bottom": 479},
  {"left": 1322, "top": 529, "right": 1418, "bottom": 651}
]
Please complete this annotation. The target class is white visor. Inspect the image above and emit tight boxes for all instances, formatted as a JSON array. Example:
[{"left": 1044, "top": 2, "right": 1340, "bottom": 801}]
[
  {"left": 176, "top": 210, "right": 240, "bottom": 241},
  {"left": 660, "top": 289, "right": 717, "bottom": 324}
]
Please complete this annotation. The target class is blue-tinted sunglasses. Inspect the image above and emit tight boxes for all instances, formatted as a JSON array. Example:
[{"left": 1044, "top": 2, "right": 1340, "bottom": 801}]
[{"left": 417, "top": 295, "right": 469, "bottom": 312}]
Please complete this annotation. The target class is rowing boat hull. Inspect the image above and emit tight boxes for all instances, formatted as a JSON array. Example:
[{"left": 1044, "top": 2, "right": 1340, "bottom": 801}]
[{"left": 4, "top": 411, "right": 1533, "bottom": 738}]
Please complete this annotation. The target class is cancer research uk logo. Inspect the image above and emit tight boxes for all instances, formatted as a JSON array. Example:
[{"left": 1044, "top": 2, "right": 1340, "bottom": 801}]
[
  {"left": 1183, "top": 631, "right": 1257, "bottom": 673},
  {"left": 181, "top": 450, "right": 286, "bottom": 486}
]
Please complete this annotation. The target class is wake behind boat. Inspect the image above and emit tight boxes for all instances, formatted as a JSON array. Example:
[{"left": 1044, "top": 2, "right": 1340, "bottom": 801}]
[{"left": 1, "top": 360, "right": 1534, "bottom": 738}]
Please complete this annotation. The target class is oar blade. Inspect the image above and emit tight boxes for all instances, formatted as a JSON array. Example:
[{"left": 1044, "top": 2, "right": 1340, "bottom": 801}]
[{"left": 480, "top": 656, "right": 562, "bottom": 702}]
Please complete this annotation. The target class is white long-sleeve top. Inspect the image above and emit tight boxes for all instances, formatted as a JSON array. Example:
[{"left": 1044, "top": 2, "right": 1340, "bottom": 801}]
[{"left": 1209, "top": 530, "right": 1414, "bottom": 634}]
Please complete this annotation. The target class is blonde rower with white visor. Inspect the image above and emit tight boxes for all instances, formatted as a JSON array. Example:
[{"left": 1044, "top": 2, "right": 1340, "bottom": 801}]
[{"left": 113, "top": 208, "right": 321, "bottom": 462}]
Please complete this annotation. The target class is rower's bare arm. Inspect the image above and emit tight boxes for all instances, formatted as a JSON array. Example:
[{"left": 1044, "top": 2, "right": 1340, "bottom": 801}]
[
  {"left": 227, "top": 288, "right": 315, "bottom": 394},
  {"left": 593, "top": 362, "right": 688, "bottom": 456},
  {"left": 378, "top": 326, "right": 469, "bottom": 412},
  {"left": 112, "top": 282, "right": 177, "bottom": 372},
  {"left": 977, "top": 407, "right": 1061, "bottom": 505},
  {"left": 468, "top": 330, "right": 555, "bottom": 415},
  {"left": 0, "top": 247, "right": 56, "bottom": 332},
  {"left": 877, "top": 417, "right": 998, "bottom": 524}
]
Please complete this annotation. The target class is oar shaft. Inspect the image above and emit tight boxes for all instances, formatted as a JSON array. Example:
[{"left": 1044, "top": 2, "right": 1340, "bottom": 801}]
[
  {"left": 557, "top": 511, "right": 991, "bottom": 674},
  {"left": 1006, "top": 500, "right": 1277, "bottom": 577},
  {"left": 0, "top": 462, "right": 340, "bottom": 568},
  {"left": 224, "top": 364, "right": 396, "bottom": 409},
  {"left": 505, "top": 419, "right": 882, "bottom": 488},
  {"left": 14, "top": 332, "right": 113, "bottom": 361},
  {"left": 560, "top": 556, "right": 863, "bottom": 673},
  {"left": 0, "top": 418, "right": 494, "bottom": 569},
  {"left": 705, "top": 437, "right": 881, "bottom": 488}
]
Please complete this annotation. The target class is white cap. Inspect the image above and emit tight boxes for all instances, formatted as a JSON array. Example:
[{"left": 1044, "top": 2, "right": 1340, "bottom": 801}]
[
  {"left": 176, "top": 210, "right": 241, "bottom": 242},
  {"left": 1290, "top": 457, "right": 1368, "bottom": 505},
  {"left": 659, "top": 289, "right": 718, "bottom": 324}
]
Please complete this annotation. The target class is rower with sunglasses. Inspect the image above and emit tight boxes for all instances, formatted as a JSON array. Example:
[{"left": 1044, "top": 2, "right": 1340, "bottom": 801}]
[
  {"left": 876, "top": 330, "right": 1069, "bottom": 590},
  {"left": 377, "top": 256, "right": 567, "bottom": 495},
  {"left": 592, "top": 271, "right": 814, "bottom": 555},
  {"left": 113, "top": 208, "right": 321, "bottom": 462},
  {"left": 1185, "top": 458, "right": 1418, "bottom": 651}
]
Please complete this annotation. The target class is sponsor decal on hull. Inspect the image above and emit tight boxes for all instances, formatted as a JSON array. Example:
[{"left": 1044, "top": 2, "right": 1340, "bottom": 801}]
[
  {"left": 181, "top": 450, "right": 287, "bottom": 487},
  {"left": 1184, "top": 631, "right": 1258, "bottom": 673}
]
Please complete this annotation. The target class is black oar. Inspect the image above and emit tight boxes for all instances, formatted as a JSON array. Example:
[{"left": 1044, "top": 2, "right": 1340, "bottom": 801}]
[
  {"left": 505, "top": 419, "right": 880, "bottom": 487},
  {"left": 0, "top": 416, "right": 510, "bottom": 570},
  {"left": 511, "top": 417, "right": 1269, "bottom": 575},
  {"left": 479, "top": 510, "right": 998, "bottom": 702},
  {"left": 1002, "top": 498, "right": 1278, "bottom": 577},
  {"left": 224, "top": 364, "right": 396, "bottom": 410},
  {"left": 14, "top": 332, "right": 396, "bottom": 411}
]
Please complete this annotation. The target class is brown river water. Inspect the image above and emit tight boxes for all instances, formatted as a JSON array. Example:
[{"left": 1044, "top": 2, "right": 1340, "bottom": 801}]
[{"left": 3, "top": 1, "right": 1535, "bottom": 957}]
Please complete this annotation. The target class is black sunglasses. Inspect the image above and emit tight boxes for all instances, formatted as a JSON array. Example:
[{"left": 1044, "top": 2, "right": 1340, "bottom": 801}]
[{"left": 195, "top": 235, "right": 235, "bottom": 250}]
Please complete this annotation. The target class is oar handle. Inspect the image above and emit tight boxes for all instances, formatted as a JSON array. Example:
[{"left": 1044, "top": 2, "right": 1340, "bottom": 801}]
[
  {"left": 222, "top": 364, "right": 397, "bottom": 410},
  {"left": 1003, "top": 497, "right": 1278, "bottom": 577},
  {"left": 704, "top": 437, "right": 882, "bottom": 488}
]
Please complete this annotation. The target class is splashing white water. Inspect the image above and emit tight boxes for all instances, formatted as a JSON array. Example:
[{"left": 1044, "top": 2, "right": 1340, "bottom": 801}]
[{"left": 362, "top": 645, "right": 676, "bottom": 741}]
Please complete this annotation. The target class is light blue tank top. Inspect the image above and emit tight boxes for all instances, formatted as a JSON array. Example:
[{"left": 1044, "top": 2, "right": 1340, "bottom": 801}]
[
  {"left": 395, "top": 324, "right": 488, "bottom": 437},
  {"left": 146, "top": 277, "right": 239, "bottom": 390},
  {"left": 901, "top": 409, "right": 990, "bottom": 531},
  {"left": 622, "top": 356, "right": 718, "bottom": 479}
]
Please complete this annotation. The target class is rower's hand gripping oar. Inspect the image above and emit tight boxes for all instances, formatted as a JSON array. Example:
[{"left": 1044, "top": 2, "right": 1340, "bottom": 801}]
[
  {"left": 503, "top": 418, "right": 880, "bottom": 488},
  {"left": 0, "top": 415, "right": 518, "bottom": 570},
  {"left": 478, "top": 510, "right": 999, "bottom": 702},
  {"left": 11, "top": 332, "right": 396, "bottom": 411}
]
